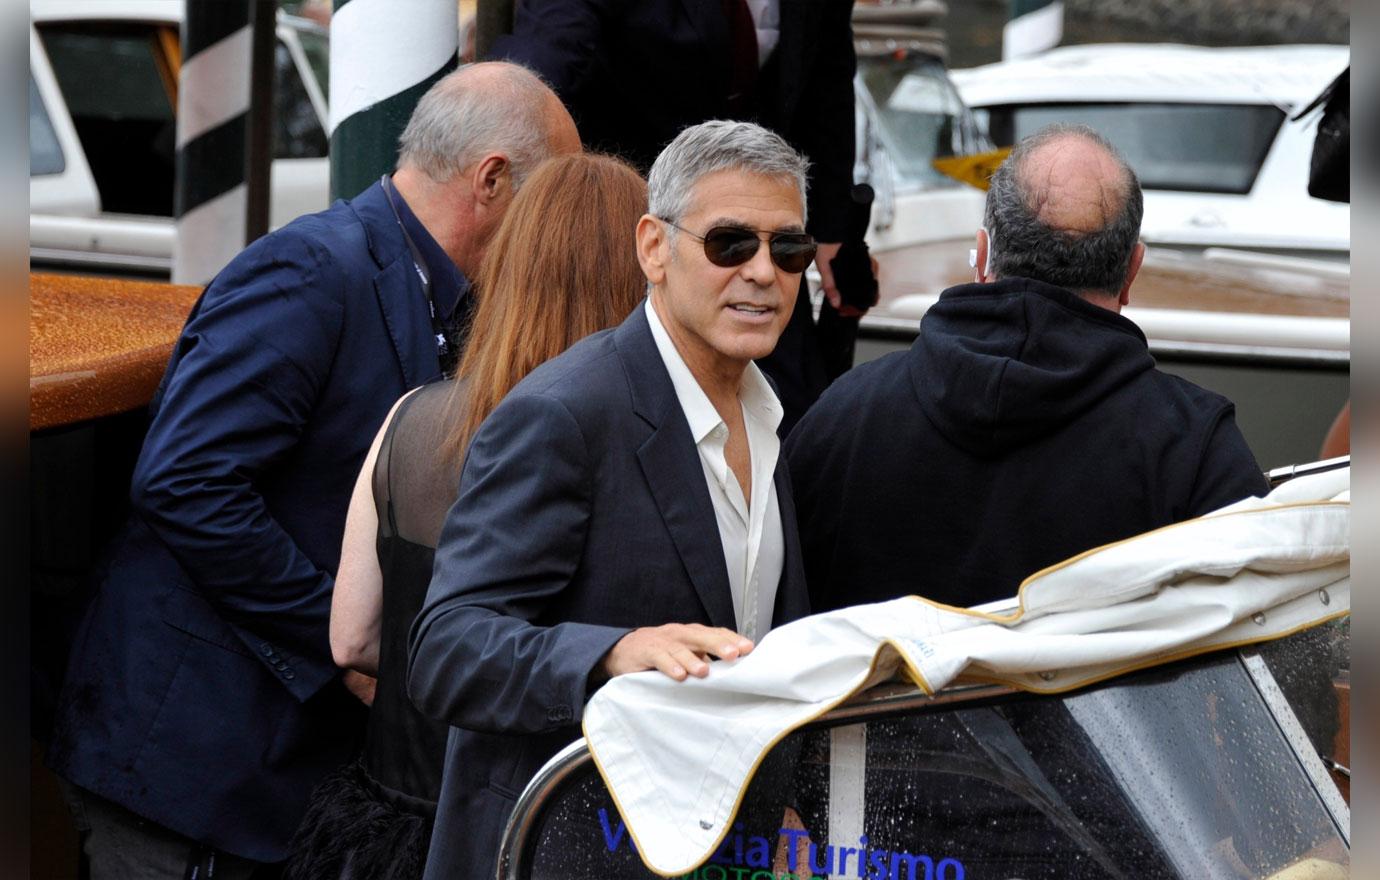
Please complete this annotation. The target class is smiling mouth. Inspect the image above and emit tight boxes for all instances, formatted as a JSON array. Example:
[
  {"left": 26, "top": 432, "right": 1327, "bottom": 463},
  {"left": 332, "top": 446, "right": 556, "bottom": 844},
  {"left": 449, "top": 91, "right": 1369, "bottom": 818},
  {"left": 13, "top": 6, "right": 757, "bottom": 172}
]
[{"left": 728, "top": 303, "right": 774, "bottom": 315}]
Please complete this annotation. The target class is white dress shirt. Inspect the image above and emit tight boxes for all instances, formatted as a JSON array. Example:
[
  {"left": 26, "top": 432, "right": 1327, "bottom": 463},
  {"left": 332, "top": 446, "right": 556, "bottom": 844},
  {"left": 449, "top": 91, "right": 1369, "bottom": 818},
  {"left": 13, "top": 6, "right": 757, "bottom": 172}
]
[
  {"left": 745, "top": 0, "right": 781, "bottom": 69},
  {"left": 644, "top": 299, "right": 785, "bottom": 642}
]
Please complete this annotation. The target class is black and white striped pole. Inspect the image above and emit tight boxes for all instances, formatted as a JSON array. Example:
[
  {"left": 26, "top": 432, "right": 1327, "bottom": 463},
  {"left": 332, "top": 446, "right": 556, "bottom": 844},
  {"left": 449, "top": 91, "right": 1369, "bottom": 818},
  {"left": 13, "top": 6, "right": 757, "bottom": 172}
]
[
  {"left": 329, "top": 0, "right": 460, "bottom": 201},
  {"left": 1003, "top": 0, "right": 1064, "bottom": 60},
  {"left": 173, "top": 1, "right": 253, "bottom": 285}
]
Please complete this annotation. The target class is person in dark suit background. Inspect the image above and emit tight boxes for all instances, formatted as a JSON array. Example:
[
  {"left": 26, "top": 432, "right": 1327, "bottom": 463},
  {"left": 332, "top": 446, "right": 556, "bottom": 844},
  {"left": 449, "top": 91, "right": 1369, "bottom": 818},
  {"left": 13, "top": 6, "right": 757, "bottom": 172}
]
[
  {"left": 492, "top": 0, "right": 868, "bottom": 433},
  {"left": 45, "top": 63, "right": 579, "bottom": 879},
  {"left": 408, "top": 120, "right": 814, "bottom": 880}
]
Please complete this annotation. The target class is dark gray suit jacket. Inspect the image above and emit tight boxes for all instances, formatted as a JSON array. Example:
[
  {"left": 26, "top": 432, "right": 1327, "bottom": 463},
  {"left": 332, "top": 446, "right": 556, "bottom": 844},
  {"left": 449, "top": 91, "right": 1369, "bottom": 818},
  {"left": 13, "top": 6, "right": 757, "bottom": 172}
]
[{"left": 408, "top": 305, "right": 810, "bottom": 879}]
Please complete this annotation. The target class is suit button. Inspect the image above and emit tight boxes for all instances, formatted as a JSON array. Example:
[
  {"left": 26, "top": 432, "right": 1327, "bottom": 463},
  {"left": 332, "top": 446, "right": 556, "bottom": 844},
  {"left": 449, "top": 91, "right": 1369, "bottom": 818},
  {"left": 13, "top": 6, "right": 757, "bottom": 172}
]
[
  {"left": 259, "top": 643, "right": 273, "bottom": 657},
  {"left": 547, "top": 706, "right": 572, "bottom": 723},
  {"left": 282, "top": 670, "right": 296, "bottom": 680},
  {"left": 273, "top": 660, "right": 288, "bottom": 670}
]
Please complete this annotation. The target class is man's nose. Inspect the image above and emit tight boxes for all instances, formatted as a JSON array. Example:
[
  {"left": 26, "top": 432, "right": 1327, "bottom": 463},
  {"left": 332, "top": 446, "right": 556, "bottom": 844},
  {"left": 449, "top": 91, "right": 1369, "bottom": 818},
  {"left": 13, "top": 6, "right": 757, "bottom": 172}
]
[{"left": 739, "top": 238, "right": 777, "bottom": 285}]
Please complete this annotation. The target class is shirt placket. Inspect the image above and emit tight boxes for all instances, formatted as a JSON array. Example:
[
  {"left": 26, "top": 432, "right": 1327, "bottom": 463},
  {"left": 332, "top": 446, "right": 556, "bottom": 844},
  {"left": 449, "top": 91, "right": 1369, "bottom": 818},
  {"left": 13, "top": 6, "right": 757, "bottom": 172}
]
[
  {"left": 704, "top": 423, "right": 749, "bottom": 631},
  {"left": 741, "top": 402, "right": 777, "bottom": 640}
]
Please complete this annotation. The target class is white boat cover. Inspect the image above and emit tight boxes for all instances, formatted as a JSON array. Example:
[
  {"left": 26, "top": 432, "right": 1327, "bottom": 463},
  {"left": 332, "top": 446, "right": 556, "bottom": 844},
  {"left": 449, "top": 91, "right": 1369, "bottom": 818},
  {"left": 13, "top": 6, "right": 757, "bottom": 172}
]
[{"left": 581, "top": 468, "right": 1351, "bottom": 877}]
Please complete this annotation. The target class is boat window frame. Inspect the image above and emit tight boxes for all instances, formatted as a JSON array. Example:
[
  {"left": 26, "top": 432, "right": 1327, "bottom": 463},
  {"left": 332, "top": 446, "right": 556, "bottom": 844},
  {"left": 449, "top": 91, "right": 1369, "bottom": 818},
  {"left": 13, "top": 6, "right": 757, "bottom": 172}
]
[{"left": 497, "top": 645, "right": 1350, "bottom": 880}]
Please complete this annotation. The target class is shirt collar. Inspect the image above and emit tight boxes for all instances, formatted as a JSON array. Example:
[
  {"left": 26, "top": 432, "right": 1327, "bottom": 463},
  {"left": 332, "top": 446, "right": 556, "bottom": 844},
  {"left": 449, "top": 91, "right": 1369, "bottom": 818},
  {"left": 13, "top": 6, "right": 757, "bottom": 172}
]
[
  {"left": 643, "top": 299, "right": 784, "bottom": 442},
  {"left": 387, "top": 175, "right": 467, "bottom": 320}
]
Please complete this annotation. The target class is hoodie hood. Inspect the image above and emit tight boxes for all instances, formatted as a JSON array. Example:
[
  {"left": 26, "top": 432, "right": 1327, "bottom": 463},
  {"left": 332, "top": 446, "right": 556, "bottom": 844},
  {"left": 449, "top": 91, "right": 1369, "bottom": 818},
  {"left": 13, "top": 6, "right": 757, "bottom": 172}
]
[{"left": 909, "top": 277, "right": 1155, "bottom": 456}]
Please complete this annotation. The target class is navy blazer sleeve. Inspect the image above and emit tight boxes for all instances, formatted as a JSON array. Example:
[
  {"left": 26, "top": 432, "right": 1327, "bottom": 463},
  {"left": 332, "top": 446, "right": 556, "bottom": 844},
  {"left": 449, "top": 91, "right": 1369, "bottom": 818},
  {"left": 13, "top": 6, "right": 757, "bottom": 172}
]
[
  {"left": 408, "top": 391, "right": 631, "bottom": 734},
  {"left": 792, "top": 0, "right": 857, "bottom": 243},
  {"left": 130, "top": 230, "right": 345, "bottom": 701}
]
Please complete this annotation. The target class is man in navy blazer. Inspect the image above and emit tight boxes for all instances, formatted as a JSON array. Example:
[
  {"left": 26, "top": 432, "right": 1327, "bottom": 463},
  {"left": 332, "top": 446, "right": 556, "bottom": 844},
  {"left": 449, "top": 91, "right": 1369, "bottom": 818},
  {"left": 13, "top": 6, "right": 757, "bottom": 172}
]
[
  {"left": 409, "top": 121, "right": 814, "bottom": 880},
  {"left": 46, "top": 63, "right": 579, "bottom": 877}
]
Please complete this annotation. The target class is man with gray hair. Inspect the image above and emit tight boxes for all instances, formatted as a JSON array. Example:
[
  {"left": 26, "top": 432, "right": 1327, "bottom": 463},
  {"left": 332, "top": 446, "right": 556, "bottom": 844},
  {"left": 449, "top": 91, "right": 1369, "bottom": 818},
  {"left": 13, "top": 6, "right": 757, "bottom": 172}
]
[
  {"left": 46, "top": 62, "right": 577, "bottom": 878},
  {"left": 409, "top": 120, "right": 813, "bottom": 879},
  {"left": 786, "top": 123, "right": 1268, "bottom": 614}
]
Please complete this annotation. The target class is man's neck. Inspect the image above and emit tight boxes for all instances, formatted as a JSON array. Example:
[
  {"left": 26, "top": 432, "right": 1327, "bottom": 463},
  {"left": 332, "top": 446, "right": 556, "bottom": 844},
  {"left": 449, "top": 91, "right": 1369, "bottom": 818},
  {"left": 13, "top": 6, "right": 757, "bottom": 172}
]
[
  {"left": 391, "top": 166, "right": 473, "bottom": 276},
  {"left": 649, "top": 296, "right": 745, "bottom": 420}
]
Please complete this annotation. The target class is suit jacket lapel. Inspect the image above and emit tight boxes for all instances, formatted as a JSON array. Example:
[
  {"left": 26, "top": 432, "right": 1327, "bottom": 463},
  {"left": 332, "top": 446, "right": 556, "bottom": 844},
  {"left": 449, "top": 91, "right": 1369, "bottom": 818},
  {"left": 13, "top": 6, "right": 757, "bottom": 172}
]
[
  {"left": 354, "top": 181, "right": 439, "bottom": 389},
  {"left": 617, "top": 308, "right": 737, "bottom": 631},
  {"left": 771, "top": 460, "right": 810, "bottom": 626}
]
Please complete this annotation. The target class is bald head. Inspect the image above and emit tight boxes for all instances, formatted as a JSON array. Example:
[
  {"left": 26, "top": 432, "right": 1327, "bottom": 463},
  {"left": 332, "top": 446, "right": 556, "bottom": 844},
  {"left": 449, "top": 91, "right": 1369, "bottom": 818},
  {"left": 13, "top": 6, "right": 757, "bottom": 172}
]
[
  {"left": 397, "top": 61, "right": 579, "bottom": 187},
  {"left": 1020, "top": 134, "right": 1133, "bottom": 235},
  {"left": 982, "top": 124, "right": 1144, "bottom": 302},
  {"left": 390, "top": 61, "right": 580, "bottom": 279}
]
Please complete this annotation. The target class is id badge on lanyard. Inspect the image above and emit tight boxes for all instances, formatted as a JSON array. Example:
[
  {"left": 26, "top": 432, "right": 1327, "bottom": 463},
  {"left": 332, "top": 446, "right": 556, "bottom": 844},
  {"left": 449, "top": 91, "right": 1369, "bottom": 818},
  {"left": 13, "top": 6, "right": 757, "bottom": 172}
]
[{"left": 380, "top": 175, "right": 455, "bottom": 371}]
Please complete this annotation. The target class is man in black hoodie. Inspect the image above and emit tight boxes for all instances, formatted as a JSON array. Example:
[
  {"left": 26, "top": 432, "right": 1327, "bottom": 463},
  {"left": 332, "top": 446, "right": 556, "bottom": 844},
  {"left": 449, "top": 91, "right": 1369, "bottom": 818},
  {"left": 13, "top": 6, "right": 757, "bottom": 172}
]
[{"left": 785, "top": 123, "right": 1269, "bottom": 612}]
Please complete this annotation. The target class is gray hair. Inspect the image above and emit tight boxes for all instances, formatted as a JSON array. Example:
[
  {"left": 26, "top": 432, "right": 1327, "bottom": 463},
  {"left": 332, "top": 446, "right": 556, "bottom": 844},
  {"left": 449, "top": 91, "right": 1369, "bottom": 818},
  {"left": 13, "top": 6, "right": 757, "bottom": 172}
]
[
  {"left": 984, "top": 123, "right": 1144, "bottom": 297},
  {"left": 648, "top": 120, "right": 810, "bottom": 228},
  {"left": 397, "top": 62, "right": 556, "bottom": 188}
]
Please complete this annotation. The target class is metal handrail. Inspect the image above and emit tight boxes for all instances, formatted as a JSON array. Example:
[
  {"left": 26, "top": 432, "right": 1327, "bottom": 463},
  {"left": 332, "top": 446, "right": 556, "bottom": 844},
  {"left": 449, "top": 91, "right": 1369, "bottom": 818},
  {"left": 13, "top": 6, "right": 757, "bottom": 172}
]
[{"left": 1266, "top": 454, "right": 1350, "bottom": 487}]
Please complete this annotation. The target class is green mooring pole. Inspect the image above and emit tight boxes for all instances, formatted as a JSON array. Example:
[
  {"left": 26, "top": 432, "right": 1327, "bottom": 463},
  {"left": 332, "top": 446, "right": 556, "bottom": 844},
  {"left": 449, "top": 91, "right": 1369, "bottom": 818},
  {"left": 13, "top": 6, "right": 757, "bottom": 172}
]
[{"left": 329, "top": 0, "right": 460, "bottom": 200}]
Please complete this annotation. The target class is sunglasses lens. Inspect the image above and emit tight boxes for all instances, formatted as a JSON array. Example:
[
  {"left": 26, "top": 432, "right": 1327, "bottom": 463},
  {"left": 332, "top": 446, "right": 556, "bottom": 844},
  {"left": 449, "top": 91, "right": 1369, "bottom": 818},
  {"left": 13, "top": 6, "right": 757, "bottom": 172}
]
[
  {"left": 697, "top": 226, "right": 817, "bottom": 273},
  {"left": 702, "top": 228, "right": 761, "bottom": 268},
  {"left": 769, "top": 236, "right": 817, "bottom": 273}
]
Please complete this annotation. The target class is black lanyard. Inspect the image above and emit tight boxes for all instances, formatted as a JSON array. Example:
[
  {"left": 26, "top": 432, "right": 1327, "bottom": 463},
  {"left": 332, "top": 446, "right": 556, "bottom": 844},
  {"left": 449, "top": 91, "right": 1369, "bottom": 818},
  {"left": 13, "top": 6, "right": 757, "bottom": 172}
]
[{"left": 380, "top": 174, "right": 458, "bottom": 374}]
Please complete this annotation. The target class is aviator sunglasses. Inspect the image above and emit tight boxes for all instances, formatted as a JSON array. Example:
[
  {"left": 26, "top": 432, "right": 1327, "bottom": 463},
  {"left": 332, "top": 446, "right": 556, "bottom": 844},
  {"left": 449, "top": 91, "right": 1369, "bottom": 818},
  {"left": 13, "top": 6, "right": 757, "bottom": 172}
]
[{"left": 659, "top": 218, "right": 818, "bottom": 274}]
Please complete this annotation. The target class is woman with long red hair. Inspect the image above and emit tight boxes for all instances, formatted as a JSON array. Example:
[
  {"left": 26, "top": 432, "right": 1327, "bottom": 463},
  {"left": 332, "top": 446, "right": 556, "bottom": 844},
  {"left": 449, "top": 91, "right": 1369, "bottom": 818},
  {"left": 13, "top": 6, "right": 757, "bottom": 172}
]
[{"left": 286, "top": 151, "right": 648, "bottom": 880}]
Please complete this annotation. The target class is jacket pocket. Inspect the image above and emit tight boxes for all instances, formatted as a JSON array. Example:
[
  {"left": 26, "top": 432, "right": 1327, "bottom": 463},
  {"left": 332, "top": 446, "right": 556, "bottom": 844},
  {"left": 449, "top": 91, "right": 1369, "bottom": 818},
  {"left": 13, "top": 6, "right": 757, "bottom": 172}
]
[{"left": 159, "top": 584, "right": 254, "bottom": 657}]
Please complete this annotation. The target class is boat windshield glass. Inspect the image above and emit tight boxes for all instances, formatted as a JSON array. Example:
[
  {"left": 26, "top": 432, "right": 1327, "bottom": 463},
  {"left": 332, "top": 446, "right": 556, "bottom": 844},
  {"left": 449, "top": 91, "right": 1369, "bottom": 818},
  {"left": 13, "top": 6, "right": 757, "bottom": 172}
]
[
  {"left": 857, "top": 54, "right": 987, "bottom": 190},
  {"left": 508, "top": 637, "right": 1347, "bottom": 880},
  {"left": 29, "top": 73, "right": 65, "bottom": 177},
  {"left": 978, "top": 102, "right": 1284, "bottom": 195}
]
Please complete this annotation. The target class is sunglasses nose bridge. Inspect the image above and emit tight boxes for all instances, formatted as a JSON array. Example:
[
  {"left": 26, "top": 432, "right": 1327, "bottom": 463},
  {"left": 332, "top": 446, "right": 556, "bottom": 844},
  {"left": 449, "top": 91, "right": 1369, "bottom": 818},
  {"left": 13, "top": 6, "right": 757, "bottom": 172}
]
[{"left": 739, "top": 232, "right": 780, "bottom": 279}]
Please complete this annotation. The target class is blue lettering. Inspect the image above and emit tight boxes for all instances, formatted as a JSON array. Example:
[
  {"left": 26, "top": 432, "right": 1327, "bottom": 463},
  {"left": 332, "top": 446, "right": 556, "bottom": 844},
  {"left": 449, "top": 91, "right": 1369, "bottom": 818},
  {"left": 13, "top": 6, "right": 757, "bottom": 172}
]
[
  {"left": 808, "top": 843, "right": 834, "bottom": 875},
  {"left": 889, "top": 852, "right": 934, "bottom": 880},
  {"left": 597, "top": 808, "right": 627, "bottom": 852},
  {"left": 595, "top": 806, "right": 959, "bottom": 880},
  {"left": 779, "top": 828, "right": 809, "bottom": 873},
  {"left": 837, "top": 846, "right": 856, "bottom": 875},
  {"left": 745, "top": 835, "right": 770, "bottom": 868},
  {"left": 867, "top": 849, "right": 890, "bottom": 880}
]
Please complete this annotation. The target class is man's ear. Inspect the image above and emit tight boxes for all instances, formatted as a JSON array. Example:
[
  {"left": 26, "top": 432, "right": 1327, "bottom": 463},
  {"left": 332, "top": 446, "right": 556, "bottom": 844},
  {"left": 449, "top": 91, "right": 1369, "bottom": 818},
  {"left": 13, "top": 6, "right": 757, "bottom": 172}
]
[
  {"left": 635, "top": 214, "right": 667, "bottom": 286},
  {"left": 975, "top": 228, "right": 991, "bottom": 283},
  {"left": 471, "top": 154, "right": 511, "bottom": 205},
  {"left": 1119, "top": 241, "right": 1146, "bottom": 307}
]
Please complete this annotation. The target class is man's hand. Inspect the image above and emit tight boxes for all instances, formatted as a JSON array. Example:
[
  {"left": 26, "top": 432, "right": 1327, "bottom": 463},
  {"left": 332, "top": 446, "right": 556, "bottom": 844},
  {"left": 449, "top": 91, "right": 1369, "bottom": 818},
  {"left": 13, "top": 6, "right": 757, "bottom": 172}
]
[
  {"left": 815, "top": 242, "right": 879, "bottom": 318},
  {"left": 602, "top": 624, "right": 753, "bottom": 681},
  {"left": 341, "top": 670, "right": 377, "bottom": 706}
]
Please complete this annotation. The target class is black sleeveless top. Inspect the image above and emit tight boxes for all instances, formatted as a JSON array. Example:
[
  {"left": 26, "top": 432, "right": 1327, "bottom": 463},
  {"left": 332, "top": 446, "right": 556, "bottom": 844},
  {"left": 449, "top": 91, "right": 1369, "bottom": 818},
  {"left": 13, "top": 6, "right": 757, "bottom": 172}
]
[
  {"left": 362, "top": 379, "right": 468, "bottom": 805},
  {"left": 285, "top": 380, "right": 470, "bottom": 880}
]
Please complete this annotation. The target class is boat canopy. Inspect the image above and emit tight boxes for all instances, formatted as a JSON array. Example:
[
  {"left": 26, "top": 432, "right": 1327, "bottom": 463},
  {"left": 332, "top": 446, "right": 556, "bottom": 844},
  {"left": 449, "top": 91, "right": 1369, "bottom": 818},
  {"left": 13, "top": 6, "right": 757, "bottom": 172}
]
[{"left": 580, "top": 468, "right": 1350, "bottom": 877}]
